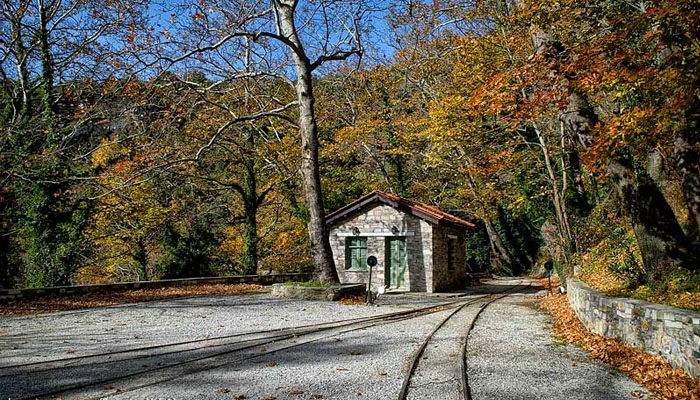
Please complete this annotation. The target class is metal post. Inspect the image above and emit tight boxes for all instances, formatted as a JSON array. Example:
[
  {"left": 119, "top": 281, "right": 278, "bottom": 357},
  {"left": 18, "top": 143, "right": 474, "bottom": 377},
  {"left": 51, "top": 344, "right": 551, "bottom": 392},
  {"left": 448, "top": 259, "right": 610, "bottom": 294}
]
[
  {"left": 544, "top": 261, "right": 554, "bottom": 295},
  {"left": 366, "top": 255, "right": 377, "bottom": 304},
  {"left": 366, "top": 263, "right": 373, "bottom": 304}
]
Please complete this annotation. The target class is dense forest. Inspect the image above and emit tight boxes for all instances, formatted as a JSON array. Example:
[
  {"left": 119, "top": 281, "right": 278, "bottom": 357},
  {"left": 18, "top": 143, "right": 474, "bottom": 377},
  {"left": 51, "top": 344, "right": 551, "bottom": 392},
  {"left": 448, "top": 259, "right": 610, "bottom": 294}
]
[{"left": 0, "top": 0, "right": 698, "bottom": 305}]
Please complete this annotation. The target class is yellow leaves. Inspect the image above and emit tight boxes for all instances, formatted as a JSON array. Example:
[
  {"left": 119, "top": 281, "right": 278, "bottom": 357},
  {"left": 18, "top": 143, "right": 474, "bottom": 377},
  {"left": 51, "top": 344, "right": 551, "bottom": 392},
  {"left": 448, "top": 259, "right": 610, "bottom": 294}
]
[
  {"left": 217, "top": 225, "right": 245, "bottom": 260},
  {"left": 85, "top": 179, "right": 168, "bottom": 281},
  {"left": 91, "top": 139, "right": 128, "bottom": 168}
]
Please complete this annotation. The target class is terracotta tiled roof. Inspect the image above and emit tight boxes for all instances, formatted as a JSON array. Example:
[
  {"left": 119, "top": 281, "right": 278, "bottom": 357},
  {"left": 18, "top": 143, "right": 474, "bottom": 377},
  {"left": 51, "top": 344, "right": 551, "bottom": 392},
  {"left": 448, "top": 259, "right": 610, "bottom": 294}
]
[{"left": 326, "top": 191, "right": 475, "bottom": 229}]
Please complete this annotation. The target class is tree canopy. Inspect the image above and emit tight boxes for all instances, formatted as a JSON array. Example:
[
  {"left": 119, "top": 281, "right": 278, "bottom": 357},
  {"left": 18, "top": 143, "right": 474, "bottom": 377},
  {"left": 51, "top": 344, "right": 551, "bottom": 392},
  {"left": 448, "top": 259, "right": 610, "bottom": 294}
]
[{"left": 1, "top": 0, "right": 698, "bottom": 303}]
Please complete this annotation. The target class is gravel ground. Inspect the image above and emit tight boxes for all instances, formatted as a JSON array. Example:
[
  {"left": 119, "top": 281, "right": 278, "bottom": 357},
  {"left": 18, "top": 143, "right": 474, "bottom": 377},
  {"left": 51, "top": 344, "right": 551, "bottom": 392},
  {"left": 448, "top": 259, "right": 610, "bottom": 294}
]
[
  {"left": 0, "top": 293, "right": 449, "bottom": 399},
  {"left": 405, "top": 302, "right": 478, "bottom": 400},
  {"left": 467, "top": 293, "right": 650, "bottom": 400},
  {"left": 0, "top": 294, "right": 398, "bottom": 367},
  {"left": 0, "top": 279, "right": 651, "bottom": 400},
  {"left": 104, "top": 307, "right": 453, "bottom": 400}
]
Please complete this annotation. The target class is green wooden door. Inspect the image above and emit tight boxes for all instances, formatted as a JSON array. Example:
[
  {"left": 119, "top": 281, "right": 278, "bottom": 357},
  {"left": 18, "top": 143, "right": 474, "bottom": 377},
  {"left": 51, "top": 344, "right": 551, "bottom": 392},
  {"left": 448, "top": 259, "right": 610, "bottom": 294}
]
[{"left": 385, "top": 237, "right": 406, "bottom": 288}]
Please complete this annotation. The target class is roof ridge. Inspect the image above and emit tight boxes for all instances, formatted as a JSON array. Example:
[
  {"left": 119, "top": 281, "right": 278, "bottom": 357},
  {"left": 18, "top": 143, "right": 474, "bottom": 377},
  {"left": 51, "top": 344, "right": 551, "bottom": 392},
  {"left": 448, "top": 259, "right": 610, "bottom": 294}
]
[{"left": 326, "top": 191, "right": 475, "bottom": 229}]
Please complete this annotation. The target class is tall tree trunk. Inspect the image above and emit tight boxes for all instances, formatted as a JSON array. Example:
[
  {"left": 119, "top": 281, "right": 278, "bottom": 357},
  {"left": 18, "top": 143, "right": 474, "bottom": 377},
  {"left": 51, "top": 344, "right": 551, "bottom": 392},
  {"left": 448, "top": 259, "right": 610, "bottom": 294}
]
[
  {"left": 242, "top": 199, "right": 258, "bottom": 275},
  {"left": 532, "top": 28, "right": 694, "bottom": 283},
  {"left": 484, "top": 217, "right": 515, "bottom": 275},
  {"left": 650, "top": 8, "right": 700, "bottom": 243},
  {"left": 565, "top": 90, "right": 696, "bottom": 280},
  {"left": 38, "top": 0, "right": 55, "bottom": 137},
  {"left": 135, "top": 239, "right": 148, "bottom": 281},
  {"left": 532, "top": 122, "right": 573, "bottom": 259},
  {"left": 241, "top": 130, "right": 259, "bottom": 275},
  {"left": 607, "top": 158, "right": 696, "bottom": 281},
  {"left": 563, "top": 135, "right": 590, "bottom": 214},
  {"left": 278, "top": 1, "right": 338, "bottom": 283},
  {"left": 391, "top": 155, "right": 407, "bottom": 197},
  {"left": 11, "top": 15, "right": 31, "bottom": 126},
  {"left": 464, "top": 169, "right": 516, "bottom": 274},
  {"left": 674, "top": 98, "right": 700, "bottom": 241}
]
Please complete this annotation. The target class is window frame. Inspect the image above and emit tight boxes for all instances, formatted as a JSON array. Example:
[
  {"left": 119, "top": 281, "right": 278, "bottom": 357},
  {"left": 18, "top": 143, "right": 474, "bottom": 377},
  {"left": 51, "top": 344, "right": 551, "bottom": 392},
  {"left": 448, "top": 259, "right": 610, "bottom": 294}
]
[
  {"left": 345, "top": 236, "right": 368, "bottom": 270},
  {"left": 447, "top": 237, "right": 456, "bottom": 271}
]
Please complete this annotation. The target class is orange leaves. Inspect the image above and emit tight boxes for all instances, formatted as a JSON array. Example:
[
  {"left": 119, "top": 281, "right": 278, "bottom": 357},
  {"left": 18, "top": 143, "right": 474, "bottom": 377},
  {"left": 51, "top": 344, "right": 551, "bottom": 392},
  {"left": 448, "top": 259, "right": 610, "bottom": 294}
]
[
  {"left": 541, "top": 295, "right": 700, "bottom": 400},
  {"left": 0, "top": 284, "right": 265, "bottom": 316},
  {"left": 112, "top": 160, "right": 132, "bottom": 174},
  {"left": 338, "top": 294, "right": 365, "bottom": 305}
]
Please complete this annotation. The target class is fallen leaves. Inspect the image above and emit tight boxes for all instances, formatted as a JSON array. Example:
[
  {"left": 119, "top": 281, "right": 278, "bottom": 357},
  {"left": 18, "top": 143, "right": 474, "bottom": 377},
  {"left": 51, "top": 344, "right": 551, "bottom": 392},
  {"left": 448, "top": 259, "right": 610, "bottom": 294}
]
[
  {"left": 536, "top": 275, "right": 561, "bottom": 291},
  {"left": 0, "top": 283, "right": 265, "bottom": 316},
  {"left": 338, "top": 294, "right": 366, "bottom": 305},
  {"left": 541, "top": 294, "right": 700, "bottom": 400}
]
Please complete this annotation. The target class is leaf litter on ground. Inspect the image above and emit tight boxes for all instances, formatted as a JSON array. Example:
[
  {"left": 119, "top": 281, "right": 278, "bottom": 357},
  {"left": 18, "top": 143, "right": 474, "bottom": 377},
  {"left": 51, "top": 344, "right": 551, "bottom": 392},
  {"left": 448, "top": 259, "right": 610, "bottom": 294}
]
[
  {"left": 0, "top": 283, "right": 265, "bottom": 316},
  {"left": 540, "top": 293, "right": 700, "bottom": 400}
]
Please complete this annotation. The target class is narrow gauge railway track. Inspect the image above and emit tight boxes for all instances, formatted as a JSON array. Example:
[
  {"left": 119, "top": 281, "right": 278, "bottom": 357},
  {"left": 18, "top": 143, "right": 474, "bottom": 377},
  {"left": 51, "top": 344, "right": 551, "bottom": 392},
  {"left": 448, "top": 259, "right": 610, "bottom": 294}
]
[
  {"left": 397, "top": 280, "right": 531, "bottom": 400},
  {"left": 12, "top": 296, "right": 484, "bottom": 400},
  {"left": 0, "top": 299, "right": 461, "bottom": 376}
]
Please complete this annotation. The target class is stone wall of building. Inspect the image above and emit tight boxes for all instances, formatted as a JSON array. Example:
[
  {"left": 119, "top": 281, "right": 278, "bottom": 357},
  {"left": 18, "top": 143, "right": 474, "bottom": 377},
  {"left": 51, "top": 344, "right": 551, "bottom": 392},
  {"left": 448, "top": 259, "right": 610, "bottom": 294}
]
[
  {"left": 568, "top": 279, "right": 700, "bottom": 378},
  {"left": 328, "top": 204, "right": 433, "bottom": 291},
  {"left": 431, "top": 225, "right": 467, "bottom": 291}
]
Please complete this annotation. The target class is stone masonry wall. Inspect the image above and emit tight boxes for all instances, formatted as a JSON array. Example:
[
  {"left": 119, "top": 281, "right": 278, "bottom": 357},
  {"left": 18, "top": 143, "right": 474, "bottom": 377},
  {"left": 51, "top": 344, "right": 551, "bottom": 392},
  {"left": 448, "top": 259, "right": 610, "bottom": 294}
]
[
  {"left": 431, "top": 225, "right": 466, "bottom": 291},
  {"left": 328, "top": 204, "right": 433, "bottom": 292},
  {"left": 568, "top": 279, "right": 700, "bottom": 378}
]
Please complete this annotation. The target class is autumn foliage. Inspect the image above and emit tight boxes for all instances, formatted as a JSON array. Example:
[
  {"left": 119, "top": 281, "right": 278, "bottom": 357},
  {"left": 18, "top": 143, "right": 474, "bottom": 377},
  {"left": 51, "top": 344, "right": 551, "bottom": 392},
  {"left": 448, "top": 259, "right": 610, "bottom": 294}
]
[
  {"left": 0, "top": 283, "right": 265, "bottom": 316},
  {"left": 541, "top": 294, "right": 700, "bottom": 400}
]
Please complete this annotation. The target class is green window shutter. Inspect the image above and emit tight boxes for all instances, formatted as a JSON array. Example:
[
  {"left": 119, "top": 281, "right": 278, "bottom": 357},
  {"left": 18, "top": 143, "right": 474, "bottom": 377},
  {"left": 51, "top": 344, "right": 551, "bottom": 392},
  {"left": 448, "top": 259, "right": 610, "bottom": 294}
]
[{"left": 345, "top": 237, "right": 368, "bottom": 270}]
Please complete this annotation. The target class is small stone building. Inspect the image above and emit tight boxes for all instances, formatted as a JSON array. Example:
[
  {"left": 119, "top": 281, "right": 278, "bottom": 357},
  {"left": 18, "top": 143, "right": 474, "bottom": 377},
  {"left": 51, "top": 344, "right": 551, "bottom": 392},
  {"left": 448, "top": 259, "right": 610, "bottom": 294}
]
[{"left": 326, "top": 191, "right": 474, "bottom": 293}]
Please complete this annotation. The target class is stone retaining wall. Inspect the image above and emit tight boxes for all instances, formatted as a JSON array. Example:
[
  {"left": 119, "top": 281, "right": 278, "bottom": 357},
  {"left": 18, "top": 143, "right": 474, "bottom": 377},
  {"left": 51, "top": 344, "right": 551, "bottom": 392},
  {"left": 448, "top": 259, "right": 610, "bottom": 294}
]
[
  {"left": 0, "top": 273, "right": 312, "bottom": 302},
  {"left": 271, "top": 283, "right": 366, "bottom": 301},
  {"left": 567, "top": 279, "right": 700, "bottom": 378}
]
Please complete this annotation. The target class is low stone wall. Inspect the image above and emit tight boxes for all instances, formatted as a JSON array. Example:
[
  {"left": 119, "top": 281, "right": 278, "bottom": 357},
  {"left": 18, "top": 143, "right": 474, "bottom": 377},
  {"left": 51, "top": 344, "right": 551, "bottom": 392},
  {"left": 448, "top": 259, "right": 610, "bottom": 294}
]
[
  {"left": 271, "top": 283, "right": 366, "bottom": 301},
  {"left": 567, "top": 279, "right": 700, "bottom": 378},
  {"left": 0, "top": 273, "right": 313, "bottom": 302}
]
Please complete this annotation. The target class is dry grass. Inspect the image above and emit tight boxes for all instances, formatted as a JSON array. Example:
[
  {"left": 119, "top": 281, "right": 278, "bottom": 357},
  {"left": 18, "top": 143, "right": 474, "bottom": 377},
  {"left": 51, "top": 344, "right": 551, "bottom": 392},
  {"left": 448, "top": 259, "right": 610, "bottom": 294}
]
[
  {"left": 0, "top": 283, "right": 266, "bottom": 316},
  {"left": 540, "top": 294, "right": 700, "bottom": 400}
]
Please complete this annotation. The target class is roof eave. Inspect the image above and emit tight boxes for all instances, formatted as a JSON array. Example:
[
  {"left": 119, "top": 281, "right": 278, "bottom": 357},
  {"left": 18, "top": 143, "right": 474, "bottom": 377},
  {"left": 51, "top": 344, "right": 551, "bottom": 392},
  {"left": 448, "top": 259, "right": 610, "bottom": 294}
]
[{"left": 325, "top": 191, "right": 475, "bottom": 229}]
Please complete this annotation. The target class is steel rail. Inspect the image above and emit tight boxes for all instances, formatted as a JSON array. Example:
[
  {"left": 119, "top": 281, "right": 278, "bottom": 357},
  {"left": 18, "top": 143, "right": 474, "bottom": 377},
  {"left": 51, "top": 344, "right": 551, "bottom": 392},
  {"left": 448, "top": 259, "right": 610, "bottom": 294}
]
[
  {"left": 0, "top": 296, "right": 469, "bottom": 375},
  {"left": 397, "top": 280, "right": 530, "bottom": 400},
  {"left": 16, "top": 297, "right": 481, "bottom": 400},
  {"left": 460, "top": 281, "right": 533, "bottom": 400}
]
